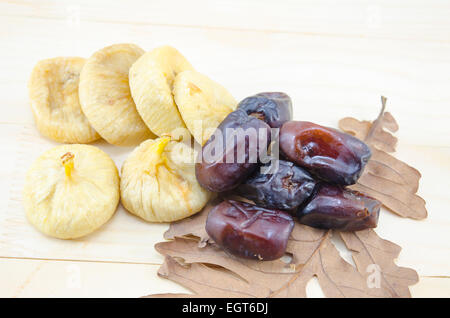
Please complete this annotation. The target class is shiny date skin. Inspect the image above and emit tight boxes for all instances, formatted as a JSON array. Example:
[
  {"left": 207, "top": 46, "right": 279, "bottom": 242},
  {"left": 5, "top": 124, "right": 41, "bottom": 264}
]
[
  {"left": 206, "top": 200, "right": 294, "bottom": 260},
  {"left": 196, "top": 109, "right": 271, "bottom": 192},
  {"left": 237, "top": 160, "right": 316, "bottom": 211},
  {"left": 237, "top": 92, "right": 293, "bottom": 128},
  {"left": 296, "top": 183, "right": 381, "bottom": 231},
  {"left": 280, "top": 121, "right": 371, "bottom": 185}
]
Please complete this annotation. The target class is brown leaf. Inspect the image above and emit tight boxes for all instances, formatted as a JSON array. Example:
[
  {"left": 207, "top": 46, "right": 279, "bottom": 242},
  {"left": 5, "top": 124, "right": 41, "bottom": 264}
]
[
  {"left": 146, "top": 209, "right": 418, "bottom": 298},
  {"left": 153, "top": 234, "right": 367, "bottom": 298},
  {"left": 272, "top": 231, "right": 373, "bottom": 298},
  {"left": 157, "top": 255, "right": 271, "bottom": 298},
  {"left": 339, "top": 96, "right": 427, "bottom": 219},
  {"left": 146, "top": 98, "right": 421, "bottom": 298}
]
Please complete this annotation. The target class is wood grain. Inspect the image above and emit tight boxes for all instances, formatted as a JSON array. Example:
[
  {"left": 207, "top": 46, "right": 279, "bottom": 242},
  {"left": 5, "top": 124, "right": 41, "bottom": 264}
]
[{"left": 0, "top": 0, "right": 449, "bottom": 297}]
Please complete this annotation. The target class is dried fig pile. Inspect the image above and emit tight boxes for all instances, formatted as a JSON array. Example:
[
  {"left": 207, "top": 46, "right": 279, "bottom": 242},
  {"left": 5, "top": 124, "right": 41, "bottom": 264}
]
[{"left": 26, "top": 44, "right": 236, "bottom": 238}]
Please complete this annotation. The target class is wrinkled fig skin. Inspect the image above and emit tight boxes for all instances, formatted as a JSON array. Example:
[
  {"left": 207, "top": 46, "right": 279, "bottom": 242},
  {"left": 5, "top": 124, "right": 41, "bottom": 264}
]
[
  {"left": 196, "top": 109, "right": 271, "bottom": 192},
  {"left": 237, "top": 92, "right": 293, "bottom": 128},
  {"left": 237, "top": 160, "right": 316, "bottom": 211},
  {"left": 297, "top": 183, "right": 381, "bottom": 231},
  {"left": 280, "top": 121, "right": 371, "bottom": 185},
  {"left": 206, "top": 200, "right": 294, "bottom": 260}
]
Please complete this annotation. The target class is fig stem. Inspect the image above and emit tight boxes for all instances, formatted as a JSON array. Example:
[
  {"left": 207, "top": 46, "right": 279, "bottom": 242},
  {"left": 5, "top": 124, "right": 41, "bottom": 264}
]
[
  {"left": 61, "top": 152, "right": 75, "bottom": 179},
  {"left": 151, "top": 136, "right": 171, "bottom": 156},
  {"left": 145, "top": 136, "right": 171, "bottom": 175}
]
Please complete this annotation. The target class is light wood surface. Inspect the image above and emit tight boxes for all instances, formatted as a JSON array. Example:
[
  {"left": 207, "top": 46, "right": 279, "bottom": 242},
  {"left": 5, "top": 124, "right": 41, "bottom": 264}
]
[{"left": 0, "top": 0, "right": 449, "bottom": 297}]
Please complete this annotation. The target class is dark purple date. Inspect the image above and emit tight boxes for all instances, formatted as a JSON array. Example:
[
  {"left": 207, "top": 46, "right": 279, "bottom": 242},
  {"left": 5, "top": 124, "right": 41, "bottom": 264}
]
[
  {"left": 206, "top": 200, "right": 294, "bottom": 260},
  {"left": 280, "top": 121, "right": 371, "bottom": 185},
  {"left": 237, "top": 160, "right": 316, "bottom": 211},
  {"left": 196, "top": 109, "right": 271, "bottom": 192},
  {"left": 296, "top": 183, "right": 381, "bottom": 231},
  {"left": 237, "top": 92, "right": 293, "bottom": 128}
]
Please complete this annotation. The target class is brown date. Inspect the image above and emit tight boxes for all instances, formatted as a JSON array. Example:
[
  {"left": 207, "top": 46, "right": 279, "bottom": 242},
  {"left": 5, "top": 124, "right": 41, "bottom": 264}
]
[
  {"left": 237, "top": 92, "right": 293, "bottom": 128},
  {"left": 296, "top": 183, "right": 381, "bottom": 231},
  {"left": 237, "top": 160, "right": 316, "bottom": 211},
  {"left": 205, "top": 200, "right": 294, "bottom": 260},
  {"left": 280, "top": 121, "right": 371, "bottom": 185},
  {"left": 196, "top": 109, "right": 271, "bottom": 192}
]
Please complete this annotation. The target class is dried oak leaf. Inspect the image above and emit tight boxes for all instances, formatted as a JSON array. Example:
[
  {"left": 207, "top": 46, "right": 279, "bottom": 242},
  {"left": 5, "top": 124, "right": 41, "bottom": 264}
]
[
  {"left": 147, "top": 100, "right": 421, "bottom": 298},
  {"left": 147, "top": 209, "right": 418, "bottom": 298},
  {"left": 339, "top": 97, "right": 427, "bottom": 219}
]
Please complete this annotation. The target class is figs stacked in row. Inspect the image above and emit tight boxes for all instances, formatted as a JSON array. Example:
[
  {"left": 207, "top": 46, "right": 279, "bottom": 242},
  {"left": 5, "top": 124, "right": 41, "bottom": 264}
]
[
  {"left": 25, "top": 45, "right": 238, "bottom": 239},
  {"left": 28, "top": 44, "right": 237, "bottom": 146},
  {"left": 196, "top": 92, "right": 381, "bottom": 261}
]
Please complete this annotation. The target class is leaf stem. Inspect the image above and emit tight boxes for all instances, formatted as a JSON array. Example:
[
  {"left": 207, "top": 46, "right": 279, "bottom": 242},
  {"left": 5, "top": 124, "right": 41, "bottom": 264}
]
[{"left": 365, "top": 96, "right": 387, "bottom": 142}]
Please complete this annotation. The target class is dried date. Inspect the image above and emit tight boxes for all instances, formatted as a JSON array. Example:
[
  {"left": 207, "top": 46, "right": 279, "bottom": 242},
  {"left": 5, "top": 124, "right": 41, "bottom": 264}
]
[
  {"left": 296, "top": 183, "right": 381, "bottom": 231},
  {"left": 237, "top": 92, "right": 293, "bottom": 128},
  {"left": 237, "top": 160, "right": 316, "bottom": 211},
  {"left": 206, "top": 200, "right": 294, "bottom": 260},
  {"left": 280, "top": 121, "right": 371, "bottom": 185},
  {"left": 196, "top": 109, "right": 271, "bottom": 192}
]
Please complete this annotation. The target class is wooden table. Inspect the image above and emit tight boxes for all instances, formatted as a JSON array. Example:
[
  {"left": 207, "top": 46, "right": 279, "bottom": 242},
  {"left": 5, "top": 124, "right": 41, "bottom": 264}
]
[{"left": 0, "top": 0, "right": 449, "bottom": 297}]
